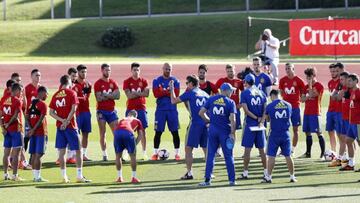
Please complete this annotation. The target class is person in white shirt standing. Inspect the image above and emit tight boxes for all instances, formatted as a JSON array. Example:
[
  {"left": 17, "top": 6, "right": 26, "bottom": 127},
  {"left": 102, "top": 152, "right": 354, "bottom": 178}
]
[{"left": 255, "top": 29, "right": 280, "bottom": 85}]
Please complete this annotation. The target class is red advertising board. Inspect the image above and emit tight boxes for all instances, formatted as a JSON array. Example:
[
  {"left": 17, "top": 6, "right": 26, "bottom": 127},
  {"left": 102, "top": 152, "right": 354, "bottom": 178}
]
[{"left": 289, "top": 19, "right": 360, "bottom": 56}]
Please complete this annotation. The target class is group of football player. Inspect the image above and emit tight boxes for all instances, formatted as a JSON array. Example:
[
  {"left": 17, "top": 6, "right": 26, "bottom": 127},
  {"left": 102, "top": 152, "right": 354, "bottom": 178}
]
[{"left": 1, "top": 60, "right": 359, "bottom": 186}]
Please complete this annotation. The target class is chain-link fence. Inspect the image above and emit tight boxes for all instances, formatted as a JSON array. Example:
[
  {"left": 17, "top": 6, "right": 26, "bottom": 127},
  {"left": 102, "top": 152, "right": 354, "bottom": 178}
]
[{"left": 1, "top": 0, "right": 360, "bottom": 21}]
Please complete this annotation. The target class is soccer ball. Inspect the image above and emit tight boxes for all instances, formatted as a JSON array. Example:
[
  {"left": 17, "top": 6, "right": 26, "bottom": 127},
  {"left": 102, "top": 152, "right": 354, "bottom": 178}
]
[
  {"left": 158, "top": 149, "right": 170, "bottom": 160},
  {"left": 324, "top": 150, "right": 337, "bottom": 161}
]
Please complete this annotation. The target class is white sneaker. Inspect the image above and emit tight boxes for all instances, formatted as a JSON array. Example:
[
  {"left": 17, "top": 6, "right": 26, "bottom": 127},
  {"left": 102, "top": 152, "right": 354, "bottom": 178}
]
[{"left": 142, "top": 153, "right": 149, "bottom": 161}]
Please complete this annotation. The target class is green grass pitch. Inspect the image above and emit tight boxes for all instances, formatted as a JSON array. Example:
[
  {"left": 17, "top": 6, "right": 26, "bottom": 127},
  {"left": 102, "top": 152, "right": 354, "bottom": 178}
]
[{"left": 1, "top": 90, "right": 360, "bottom": 202}]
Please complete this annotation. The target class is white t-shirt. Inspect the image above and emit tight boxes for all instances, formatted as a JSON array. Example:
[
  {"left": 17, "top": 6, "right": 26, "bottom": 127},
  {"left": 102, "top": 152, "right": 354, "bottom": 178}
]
[{"left": 261, "top": 36, "right": 280, "bottom": 60}]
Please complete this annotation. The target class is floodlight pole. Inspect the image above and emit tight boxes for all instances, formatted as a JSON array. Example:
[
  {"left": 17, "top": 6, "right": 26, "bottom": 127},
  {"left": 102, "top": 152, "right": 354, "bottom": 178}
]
[
  {"left": 65, "top": 0, "right": 72, "bottom": 19},
  {"left": 295, "top": 0, "right": 299, "bottom": 12},
  {"left": 246, "top": 0, "right": 249, "bottom": 12},
  {"left": 3, "top": 0, "right": 6, "bottom": 21},
  {"left": 196, "top": 0, "right": 200, "bottom": 15},
  {"left": 246, "top": 16, "right": 250, "bottom": 59},
  {"left": 99, "top": 0, "right": 103, "bottom": 18},
  {"left": 345, "top": 0, "right": 348, "bottom": 10},
  {"left": 148, "top": 0, "right": 151, "bottom": 17},
  {"left": 50, "top": 0, "right": 54, "bottom": 19}
]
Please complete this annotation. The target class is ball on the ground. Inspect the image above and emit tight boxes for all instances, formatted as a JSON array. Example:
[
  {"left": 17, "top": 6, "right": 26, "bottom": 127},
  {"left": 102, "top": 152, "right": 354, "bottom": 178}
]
[
  {"left": 158, "top": 149, "right": 170, "bottom": 160},
  {"left": 324, "top": 150, "right": 337, "bottom": 161}
]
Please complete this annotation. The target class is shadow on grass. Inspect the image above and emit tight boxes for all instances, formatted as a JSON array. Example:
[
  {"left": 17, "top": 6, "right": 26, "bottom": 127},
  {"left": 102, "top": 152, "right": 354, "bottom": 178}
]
[
  {"left": 269, "top": 193, "right": 360, "bottom": 201},
  {"left": 235, "top": 180, "right": 358, "bottom": 191}
]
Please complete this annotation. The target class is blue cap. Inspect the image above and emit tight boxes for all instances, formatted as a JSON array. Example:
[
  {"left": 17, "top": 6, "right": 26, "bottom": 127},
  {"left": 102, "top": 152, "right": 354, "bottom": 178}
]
[
  {"left": 220, "top": 83, "right": 236, "bottom": 91},
  {"left": 244, "top": 73, "right": 255, "bottom": 83}
]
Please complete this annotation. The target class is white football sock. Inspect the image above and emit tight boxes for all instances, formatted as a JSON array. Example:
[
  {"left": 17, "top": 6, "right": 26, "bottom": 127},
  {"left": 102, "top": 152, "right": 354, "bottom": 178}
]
[
  {"left": 102, "top": 150, "right": 108, "bottom": 157},
  {"left": 32, "top": 170, "right": 37, "bottom": 179},
  {"left": 61, "top": 169, "right": 67, "bottom": 178},
  {"left": 83, "top": 148, "right": 87, "bottom": 156},
  {"left": 132, "top": 171, "right": 136, "bottom": 178},
  {"left": 243, "top": 170, "right": 249, "bottom": 177},
  {"left": 349, "top": 158, "right": 355, "bottom": 167},
  {"left": 117, "top": 170, "right": 122, "bottom": 178},
  {"left": 154, "top": 148, "right": 159, "bottom": 154},
  {"left": 175, "top": 148, "right": 180, "bottom": 155},
  {"left": 188, "top": 170, "right": 193, "bottom": 176},
  {"left": 263, "top": 169, "right": 268, "bottom": 177},
  {"left": 290, "top": 174, "right": 296, "bottom": 179},
  {"left": 77, "top": 168, "right": 83, "bottom": 179}
]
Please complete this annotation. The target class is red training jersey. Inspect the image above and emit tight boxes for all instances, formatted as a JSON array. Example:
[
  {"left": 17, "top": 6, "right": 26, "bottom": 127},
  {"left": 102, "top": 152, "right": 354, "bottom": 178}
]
[
  {"left": 350, "top": 88, "right": 360, "bottom": 124},
  {"left": 0, "top": 96, "right": 23, "bottom": 132},
  {"left": 199, "top": 80, "right": 218, "bottom": 95},
  {"left": 279, "top": 76, "right": 305, "bottom": 109},
  {"left": 304, "top": 81, "right": 324, "bottom": 115},
  {"left": 27, "top": 99, "right": 48, "bottom": 136},
  {"left": 49, "top": 88, "right": 78, "bottom": 129},
  {"left": 123, "top": 77, "right": 148, "bottom": 111},
  {"left": 94, "top": 78, "right": 119, "bottom": 111},
  {"left": 328, "top": 78, "right": 341, "bottom": 112},
  {"left": 115, "top": 117, "right": 144, "bottom": 134},
  {"left": 25, "top": 83, "right": 40, "bottom": 109},
  {"left": 73, "top": 80, "right": 91, "bottom": 115},
  {"left": 215, "top": 77, "right": 243, "bottom": 106}
]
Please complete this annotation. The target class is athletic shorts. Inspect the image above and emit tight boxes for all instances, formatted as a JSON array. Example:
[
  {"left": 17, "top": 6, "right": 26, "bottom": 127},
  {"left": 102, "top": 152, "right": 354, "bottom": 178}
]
[
  {"left": 303, "top": 115, "right": 322, "bottom": 133},
  {"left": 126, "top": 109, "right": 148, "bottom": 129},
  {"left": 241, "top": 123, "right": 266, "bottom": 149},
  {"left": 267, "top": 131, "right": 291, "bottom": 157},
  {"left": 347, "top": 124, "right": 359, "bottom": 140},
  {"left": 29, "top": 136, "right": 48, "bottom": 154},
  {"left": 154, "top": 110, "right": 179, "bottom": 132},
  {"left": 77, "top": 111, "right": 92, "bottom": 133},
  {"left": 291, "top": 107, "right": 301, "bottom": 126},
  {"left": 55, "top": 128, "right": 80, "bottom": 150},
  {"left": 97, "top": 110, "right": 118, "bottom": 124},
  {"left": 326, "top": 111, "right": 341, "bottom": 133},
  {"left": 3, "top": 131, "right": 23, "bottom": 148},
  {"left": 236, "top": 108, "right": 242, "bottom": 129},
  {"left": 186, "top": 122, "right": 208, "bottom": 148},
  {"left": 113, "top": 129, "right": 136, "bottom": 154},
  {"left": 341, "top": 119, "right": 350, "bottom": 135}
]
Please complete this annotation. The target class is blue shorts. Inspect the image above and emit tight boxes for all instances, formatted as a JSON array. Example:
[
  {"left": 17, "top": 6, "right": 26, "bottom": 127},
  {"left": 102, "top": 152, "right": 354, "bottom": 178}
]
[
  {"left": 186, "top": 122, "right": 208, "bottom": 148},
  {"left": 77, "top": 112, "right": 92, "bottom": 133},
  {"left": 303, "top": 115, "right": 322, "bottom": 133},
  {"left": 3, "top": 131, "right": 23, "bottom": 148},
  {"left": 113, "top": 129, "right": 136, "bottom": 154},
  {"left": 291, "top": 108, "right": 301, "bottom": 126},
  {"left": 241, "top": 124, "right": 266, "bottom": 149},
  {"left": 267, "top": 131, "right": 291, "bottom": 157},
  {"left": 341, "top": 119, "right": 350, "bottom": 135},
  {"left": 55, "top": 128, "right": 80, "bottom": 150},
  {"left": 155, "top": 110, "right": 179, "bottom": 132},
  {"left": 97, "top": 110, "right": 118, "bottom": 124},
  {"left": 347, "top": 124, "right": 359, "bottom": 140},
  {"left": 126, "top": 109, "right": 148, "bottom": 129},
  {"left": 236, "top": 108, "right": 242, "bottom": 129},
  {"left": 29, "top": 136, "right": 47, "bottom": 154},
  {"left": 326, "top": 112, "right": 341, "bottom": 133}
]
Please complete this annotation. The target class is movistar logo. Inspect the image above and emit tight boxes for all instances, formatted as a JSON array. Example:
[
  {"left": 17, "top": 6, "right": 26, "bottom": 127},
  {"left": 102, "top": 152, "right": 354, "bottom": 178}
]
[
  {"left": 196, "top": 98, "right": 206, "bottom": 107},
  {"left": 213, "top": 106, "right": 224, "bottom": 115},
  {"left": 131, "top": 88, "right": 142, "bottom": 93},
  {"left": 275, "top": 110, "right": 287, "bottom": 119},
  {"left": 3, "top": 106, "right": 11, "bottom": 115},
  {"left": 102, "top": 89, "right": 113, "bottom": 94},
  {"left": 251, "top": 97, "right": 262, "bottom": 106},
  {"left": 284, "top": 87, "right": 295, "bottom": 94},
  {"left": 55, "top": 98, "right": 66, "bottom": 107}
]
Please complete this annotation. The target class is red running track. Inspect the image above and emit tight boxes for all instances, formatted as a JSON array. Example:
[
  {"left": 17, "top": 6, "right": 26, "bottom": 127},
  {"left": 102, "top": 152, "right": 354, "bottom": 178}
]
[{"left": 0, "top": 63, "right": 358, "bottom": 88}]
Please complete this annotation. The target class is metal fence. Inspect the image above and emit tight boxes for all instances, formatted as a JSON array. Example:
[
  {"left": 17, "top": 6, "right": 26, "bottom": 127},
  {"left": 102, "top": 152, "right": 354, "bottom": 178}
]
[{"left": 1, "top": 0, "right": 358, "bottom": 21}]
